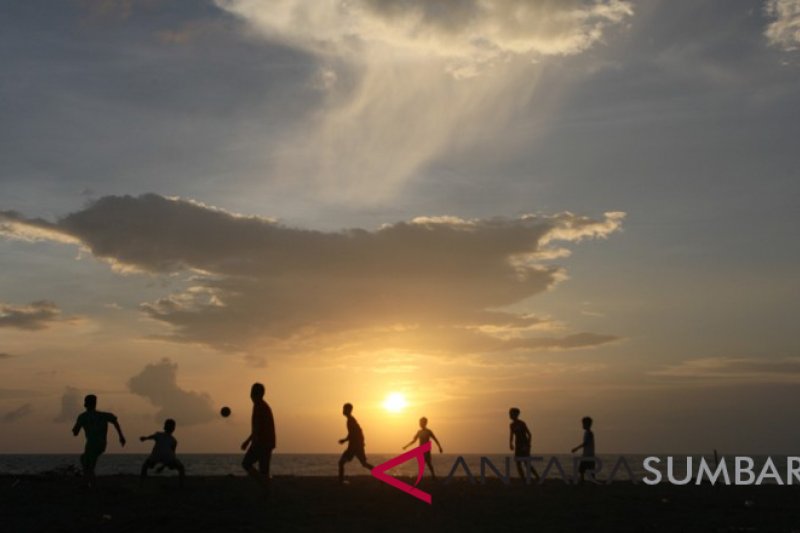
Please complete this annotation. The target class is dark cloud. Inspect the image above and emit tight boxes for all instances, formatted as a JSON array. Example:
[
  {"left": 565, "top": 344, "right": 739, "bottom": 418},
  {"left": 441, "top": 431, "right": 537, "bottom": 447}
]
[
  {"left": 0, "top": 300, "right": 64, "bottom": 331},
  {"left": 1, "top": 403, "right": 33, "bottom": 423},
  {"left": 127, "top": 359, "right": 215, "bottom": 426},
  {"left": 53, "top": 386, "right": 82, "bottom": 423},
  {"left": 1, "top": 194, "right": 623, "bottom": 356},
  {"left": 652, "top": 357, "right": 800, "bottom": 382}
]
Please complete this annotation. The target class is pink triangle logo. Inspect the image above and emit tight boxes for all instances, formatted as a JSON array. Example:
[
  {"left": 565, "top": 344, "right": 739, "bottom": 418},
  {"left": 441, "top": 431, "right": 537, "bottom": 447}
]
[{"left": 370, "top": 442, "right": 432, "bottom": 504}]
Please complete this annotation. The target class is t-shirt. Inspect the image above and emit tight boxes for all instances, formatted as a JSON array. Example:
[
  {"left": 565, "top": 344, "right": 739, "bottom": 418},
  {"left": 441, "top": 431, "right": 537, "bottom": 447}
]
[
  {"left": 251, "top": 399, "right": 276, "bottom": 449},
  {"left": 510, "top": 420, "right": 530, "bottom": 448},
  {"left": 75, "top": 411, "right": 117, "bottom": 444},
  {"left": 416, "top": 428, "right": 434, "bottom": 445},
  {"left": 582, "top": 430, "right": 595, "bottom": 457},
  {"left": 149, "top": 432, "right": 177, "bottom": 460},
  {"left": 346, "top": 416, "right": 365, "bottom": 448}
]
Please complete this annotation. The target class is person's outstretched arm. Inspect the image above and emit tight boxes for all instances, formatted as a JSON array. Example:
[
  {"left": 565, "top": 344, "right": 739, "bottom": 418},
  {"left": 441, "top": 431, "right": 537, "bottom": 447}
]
[
  {"left": 72, "top": 417, "right": 82, "bottom": 437},
  {"left": 402, "top": 433, "right": 418, "bottom": 450},
  {"left": 139, "top": 433, "right": 156, "bottom": 442},
  {"left": 571, "top": 443, "right": 584, "bottom": 453},
  {"left": 431, "top": 432, "right": 443, "bottom": 453},
  {"left": 338, "top": 434, "right": 349, "bottom": 445},
  {"left": 112, "top": 418, "right": 126, "bottom": 447}
]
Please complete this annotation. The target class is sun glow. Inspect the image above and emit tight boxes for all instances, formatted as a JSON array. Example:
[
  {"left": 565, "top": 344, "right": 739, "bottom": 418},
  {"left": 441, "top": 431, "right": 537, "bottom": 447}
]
[{"left": 383, "top": 392, "right": 408, "bottom": 413}]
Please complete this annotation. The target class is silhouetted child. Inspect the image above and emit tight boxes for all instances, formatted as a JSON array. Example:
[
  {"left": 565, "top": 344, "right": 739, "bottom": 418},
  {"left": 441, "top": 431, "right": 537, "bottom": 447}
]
[
  {"left": 71, "top": 394, "right": 126, "bottom": 487},
  {"left": 241, "top": 382, "right": 276, "bottom": 495},
  {"left": 338, "top": 403, "right": 373, "bottom": 483},
  {"left": 139, "top": 418, "right": 185, "bottom": 487},
  {"left": 509, "top": 407, "right": 538, "bottom": 481},
  {"left": 571, "top": 416, "right": 596, "bottom": 483},
  {"left": 403, "top": 417, "right": 443, "bottom": 479}
]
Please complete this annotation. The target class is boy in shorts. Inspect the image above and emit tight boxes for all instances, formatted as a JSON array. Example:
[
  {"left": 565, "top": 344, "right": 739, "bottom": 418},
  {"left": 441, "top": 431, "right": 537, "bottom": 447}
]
[
  {"left": 402, "top": 417, "right": 443, "bottom": 479},
  {"left": 140, "top": 418, "right": 185, "bottom": 487},
  {"left": 338, "top": 403, "right": 373, "bottom": 483},
  {"left": 72, "top": 394, "right": 126, "bottom": 487},
  {"left": 509, "top": 407, "right": 539, "bottom": 482},
  {"left": 571, "top": 416, "right": 597, "bottom": 483},
  {"left": 241, "top": 382, "right": 275, "bottom": 495}
]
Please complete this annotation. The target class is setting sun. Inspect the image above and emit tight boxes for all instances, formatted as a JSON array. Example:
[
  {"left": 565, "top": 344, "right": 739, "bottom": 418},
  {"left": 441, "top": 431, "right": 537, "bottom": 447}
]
[{"left": 383, "top": 392, "right": 408, "bottom": 413}]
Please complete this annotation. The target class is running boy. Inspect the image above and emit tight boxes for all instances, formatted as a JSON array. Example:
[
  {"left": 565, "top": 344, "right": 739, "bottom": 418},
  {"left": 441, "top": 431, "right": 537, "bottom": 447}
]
[
  {"left": 338, "top": 403, "right": 373, "bottom": 483},
  {"left": 72, "top": 394, "right": 126, "bottom": 487},
  {"left": 139, "top": 418, "right": 185, "bottom": 487},
  {"left": 402, "top": 417, "right": 443, "bottom": 479}
]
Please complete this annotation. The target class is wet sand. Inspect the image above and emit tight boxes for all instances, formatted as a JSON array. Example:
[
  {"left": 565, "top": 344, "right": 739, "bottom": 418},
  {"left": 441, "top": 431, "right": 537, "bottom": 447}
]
[{"left": 2, "top": 475, "right": 799, "bottom": 532}]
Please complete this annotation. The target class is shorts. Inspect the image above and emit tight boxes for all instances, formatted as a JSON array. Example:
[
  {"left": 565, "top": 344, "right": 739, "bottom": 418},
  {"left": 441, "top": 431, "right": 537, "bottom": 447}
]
[
  {"left": 144, "top": 455, "right": 183, "bottom": 470},
  {"left": 340, "top": 446, "right": 368, "bottom": 464},
  {"left": 514, "top": 445, "right": 531, "bottom": 458},
  {"left": 81, "top": 441, "right": 107, "bottom": 467},
  {"left": 579, "top": 458, "right": 596, "bottom": 474},
  {"left": 242, "top": 444, "right": 272, "bottom": 475}
]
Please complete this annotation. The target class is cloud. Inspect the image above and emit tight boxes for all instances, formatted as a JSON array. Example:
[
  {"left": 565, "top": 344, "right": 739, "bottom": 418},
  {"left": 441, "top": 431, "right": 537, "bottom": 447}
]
[
  {"left": 1, "top": 403, "right": 33, "bottom": 423},
  {"left": 2, "top": 194, "right": 623, "bottom": 357},
  {"left": 217, "top": 0, "right": 633, "bottom": 201},
  {"left": 128, "top": 359, "right": 216, "bottom": 425},
  {"left": 0, "top": 352, "right": 13, "bottom": 359},
  {"left": 0, "top": 300, "right": 67, "bottom": 331},
  {"left": 765, "top": 0, "right": 800, "bottom": 51},
  {"left": 651, "top": 356, "right": 800, "bottom": 383},
  {"left": 222, "top": 0, "right": 634, "bottom": 66},
  {"left": 0, "top": 389, "right": 41, "bottom": 400},
  {"left": 53, "top": 387, "right": 82, "bottom": 424},
  {"left": 0, "top": 211, "right": 79, "bottom": 244}
]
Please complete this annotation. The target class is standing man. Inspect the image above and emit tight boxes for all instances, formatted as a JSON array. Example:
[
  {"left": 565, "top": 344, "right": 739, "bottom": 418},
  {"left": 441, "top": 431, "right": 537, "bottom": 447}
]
[
  {"left": 338, "top": 402, "right": 374, "bottom": 483},
  {"left": 241, "top": 382, "right": 276, "bottom": 495},
  {"left": 571, "top": 416, "right": 597, "bottom": 483},
  {"left": 509, "top": 407, "right": 539, "bottom": 482},
  {"left": 72, "top": 394, "right": 126, "bottom": 488}
]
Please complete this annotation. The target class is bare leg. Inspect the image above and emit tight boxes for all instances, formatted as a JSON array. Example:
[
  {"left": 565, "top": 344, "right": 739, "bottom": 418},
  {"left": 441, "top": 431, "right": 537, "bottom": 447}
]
[
  {"left": 175, "top": 460, "right": 185, "bottom": 488},
  {"left": 515, "top": 460, "right": 526, "bottom": 482},
  {"left": 82, "top": 453, "right": 98, "bottom": 488},
  {"left": 140, "top": 462, "right": 149, "bottom": 487}
]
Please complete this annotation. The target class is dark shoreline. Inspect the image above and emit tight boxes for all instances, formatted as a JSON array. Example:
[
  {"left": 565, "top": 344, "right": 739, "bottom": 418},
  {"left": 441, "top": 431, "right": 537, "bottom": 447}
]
[{"left": 3, "top": 475, "right": 800, "bottom": 532}]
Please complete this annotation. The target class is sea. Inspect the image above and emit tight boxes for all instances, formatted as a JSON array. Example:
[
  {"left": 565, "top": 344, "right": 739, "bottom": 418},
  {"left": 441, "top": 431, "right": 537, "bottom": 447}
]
[{"left": 1, "top": 453, "right": 786, "bottom": 481}]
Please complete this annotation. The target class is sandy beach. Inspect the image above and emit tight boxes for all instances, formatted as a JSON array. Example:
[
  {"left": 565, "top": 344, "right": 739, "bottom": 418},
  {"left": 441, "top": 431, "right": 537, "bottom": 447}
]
[{"left": 2, "top": 474, "right": 799, "bottom": 532}]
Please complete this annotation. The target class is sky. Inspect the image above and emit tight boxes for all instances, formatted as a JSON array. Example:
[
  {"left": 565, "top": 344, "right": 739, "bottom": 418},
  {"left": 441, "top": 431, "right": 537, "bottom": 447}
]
[{"left": 1, "top": 0, "right": 799, "bottom": 455}]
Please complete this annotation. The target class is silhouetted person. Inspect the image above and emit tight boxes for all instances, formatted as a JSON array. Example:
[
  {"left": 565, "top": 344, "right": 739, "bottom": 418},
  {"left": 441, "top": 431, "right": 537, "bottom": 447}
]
[
  {"left": 338, "top": 403, "right": 373, "bottom": 483},
  {"left": 139, "top": 418, "right": 185, "bottom": 487},
  {"left": 402, "top": 417, "right": 443, "bottom": 479},
  {"left": 509, "top": 407, "right": 538, "bottom": 481},
  {"left": 241, "top": 382, "right": 275, "bottom": 495},
  {"left": 571, "top": 416, "right": 596, "bottom": 483},
  {"left": 71, "top": 394, "right": 125, "bottom": 487}
]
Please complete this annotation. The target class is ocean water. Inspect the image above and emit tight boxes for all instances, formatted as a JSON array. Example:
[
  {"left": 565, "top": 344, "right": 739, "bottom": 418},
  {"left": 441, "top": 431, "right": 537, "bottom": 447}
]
[
  {"left": 0, "top": 453, "right": 637, "bottom": 477},
  {"left": 1, "top": 453, "right": 786, "bottom": 481}
]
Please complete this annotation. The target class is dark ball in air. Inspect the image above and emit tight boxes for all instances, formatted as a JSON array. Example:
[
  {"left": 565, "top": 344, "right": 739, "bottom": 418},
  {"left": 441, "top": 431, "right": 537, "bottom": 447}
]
[{"left": 220, "top": 406, "right": 231, "bottom": 418}]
